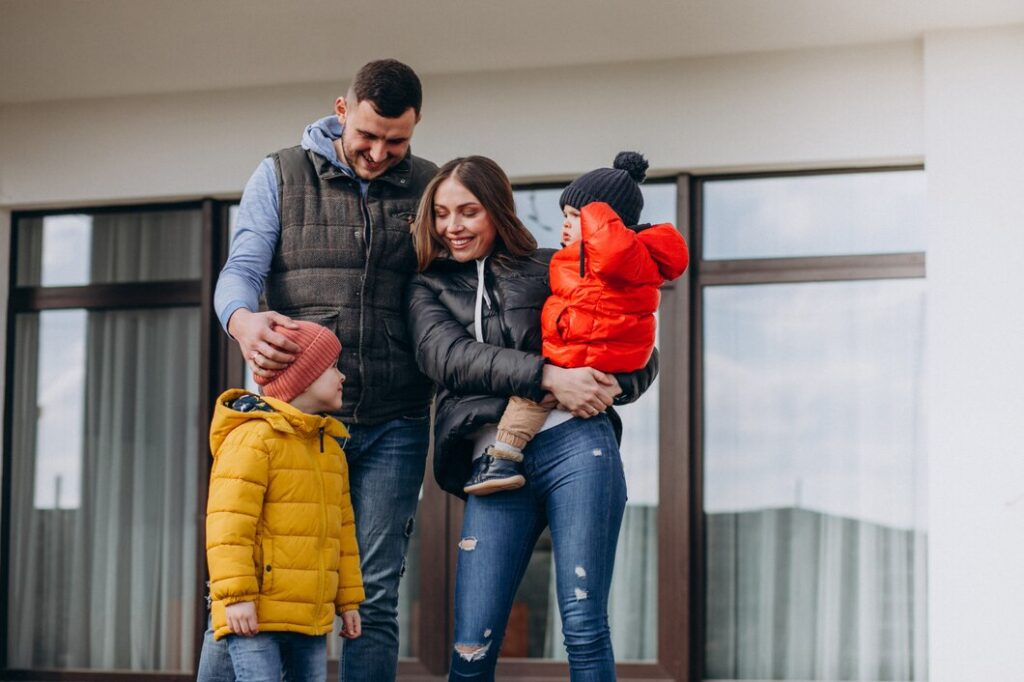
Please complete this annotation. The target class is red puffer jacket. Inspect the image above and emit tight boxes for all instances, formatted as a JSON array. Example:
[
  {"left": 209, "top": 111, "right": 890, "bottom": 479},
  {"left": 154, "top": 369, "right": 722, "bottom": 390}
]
[{"left": 541, "top": 202, "right": 689, "bottom": 373}]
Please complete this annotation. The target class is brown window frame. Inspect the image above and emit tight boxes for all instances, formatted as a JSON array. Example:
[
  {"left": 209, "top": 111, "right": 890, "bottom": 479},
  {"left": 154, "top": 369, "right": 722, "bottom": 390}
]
[{"left": 0, "top": 199, "right": 225, "bottom": 682}]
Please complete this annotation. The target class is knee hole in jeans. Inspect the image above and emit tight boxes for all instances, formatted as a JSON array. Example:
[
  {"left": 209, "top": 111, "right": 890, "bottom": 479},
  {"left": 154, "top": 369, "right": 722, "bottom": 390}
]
[{"left": 454, "top": 640, "right": 492, "bottom": 662}]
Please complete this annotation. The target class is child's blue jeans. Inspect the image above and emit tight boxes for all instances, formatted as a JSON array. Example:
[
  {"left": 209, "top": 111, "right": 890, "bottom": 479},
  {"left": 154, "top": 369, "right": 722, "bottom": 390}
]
[{"left": 227, "top": 632, "right": 326, "bottom": 682}]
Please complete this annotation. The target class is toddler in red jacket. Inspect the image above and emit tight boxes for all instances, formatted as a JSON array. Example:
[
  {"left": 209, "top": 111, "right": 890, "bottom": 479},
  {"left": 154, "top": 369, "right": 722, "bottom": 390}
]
[{"left": 465, "top": 152, "right": 689, "bottom": 494}]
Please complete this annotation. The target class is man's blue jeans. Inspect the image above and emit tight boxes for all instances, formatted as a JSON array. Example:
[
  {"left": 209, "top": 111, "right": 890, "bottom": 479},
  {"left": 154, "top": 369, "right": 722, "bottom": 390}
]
[
  {"left": 227, "top": 632, "right": 326, "bottom": 682},
  {"left": 448, "top": 415, "right": 627, "bottom": 681},
  {"left": 197, "top": 415, "right": 429, "bottom": 682}
]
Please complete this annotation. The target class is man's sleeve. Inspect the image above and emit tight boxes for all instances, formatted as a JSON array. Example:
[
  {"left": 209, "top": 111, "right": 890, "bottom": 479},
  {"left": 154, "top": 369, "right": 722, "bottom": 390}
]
[{"left": 214, "top": 158, "right": 281, "bottom": 333}]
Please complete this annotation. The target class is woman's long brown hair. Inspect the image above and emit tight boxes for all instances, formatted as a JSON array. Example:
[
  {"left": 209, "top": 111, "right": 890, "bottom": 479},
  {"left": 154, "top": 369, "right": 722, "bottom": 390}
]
[{"left": 413, "top": 156, "right": 538, "bottom": 271}]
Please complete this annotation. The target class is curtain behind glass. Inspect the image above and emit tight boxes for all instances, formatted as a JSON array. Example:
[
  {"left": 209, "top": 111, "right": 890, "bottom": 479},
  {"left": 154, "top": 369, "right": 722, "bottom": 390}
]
[
  {"left": 7, "top": 209, "right": 201, "bottom": 671},
  {"left": 8, "top": 307, "right": 200, "bottom": 671},
  {"left": 705, "top": 509, "right": 927, "bottom": 680},
  {"left": 90, "top": 211, "right": 201, "bottom": 282}
]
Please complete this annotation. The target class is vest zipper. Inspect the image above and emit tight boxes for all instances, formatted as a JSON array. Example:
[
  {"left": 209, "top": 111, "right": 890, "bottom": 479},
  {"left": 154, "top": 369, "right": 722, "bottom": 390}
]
[
  {"left": 353, "top": 185, "right": 372, "bottom": 424},
  {"left": 319, "top": 426, "right": 324, "bottom": 453}
]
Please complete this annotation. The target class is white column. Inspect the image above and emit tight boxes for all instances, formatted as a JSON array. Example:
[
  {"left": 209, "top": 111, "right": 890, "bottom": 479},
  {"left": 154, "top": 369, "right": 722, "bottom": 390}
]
[{"left": 924, "top": 24, "right": 1024, "bottom": 681}]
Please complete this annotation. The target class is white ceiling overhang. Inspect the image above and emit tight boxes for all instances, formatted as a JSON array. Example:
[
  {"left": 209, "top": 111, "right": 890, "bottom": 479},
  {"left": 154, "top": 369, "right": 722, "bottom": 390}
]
[{"left": 2, "top": 0, "right": 1024, "bottom": 104}]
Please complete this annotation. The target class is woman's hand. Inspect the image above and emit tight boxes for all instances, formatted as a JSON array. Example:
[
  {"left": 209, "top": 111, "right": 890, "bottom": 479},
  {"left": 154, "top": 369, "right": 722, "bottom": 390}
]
[{"left": 541, "top": 365, "right": 621, "bottom": 418}]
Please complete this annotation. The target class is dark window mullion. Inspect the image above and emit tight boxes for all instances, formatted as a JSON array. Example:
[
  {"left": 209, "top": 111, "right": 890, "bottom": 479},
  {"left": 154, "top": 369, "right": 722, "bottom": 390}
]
[
  {"left": 10, "top": 280, "right": 202, "bottom": 312},
  {"left": 699, "top": 252, "right": 926, "bottom": 286},
  {"left": 696, "top": 163, "right": 924, "bottom": 184}
]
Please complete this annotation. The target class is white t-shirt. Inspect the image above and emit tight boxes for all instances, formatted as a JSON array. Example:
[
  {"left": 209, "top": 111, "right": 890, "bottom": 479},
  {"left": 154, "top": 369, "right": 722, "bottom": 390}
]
[{"left": 470, "top": 408, "right": 575, "bottom": 460}]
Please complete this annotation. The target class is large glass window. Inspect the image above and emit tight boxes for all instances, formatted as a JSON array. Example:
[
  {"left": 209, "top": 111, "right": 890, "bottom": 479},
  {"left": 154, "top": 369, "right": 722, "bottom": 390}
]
[
  {"left": 702, "top": 171, "right": 926, "bottom": 260},
  {"left": 16, "top": 210, "right": 202, "bottom": 286},
  {"left": 509, "top": 182, "right": 677, "bottom": 662},
  {"left": 699, "top": 169, "right": 928, "bottom": 681},
  {"left": 6, "top": 207, "right": 204, "bottom": 673}
]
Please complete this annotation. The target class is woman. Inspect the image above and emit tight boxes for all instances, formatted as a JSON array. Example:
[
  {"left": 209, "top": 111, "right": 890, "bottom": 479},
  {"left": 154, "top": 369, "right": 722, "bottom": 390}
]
[{"left": 407, "top": 156, "right": 657, "bottom": 680}]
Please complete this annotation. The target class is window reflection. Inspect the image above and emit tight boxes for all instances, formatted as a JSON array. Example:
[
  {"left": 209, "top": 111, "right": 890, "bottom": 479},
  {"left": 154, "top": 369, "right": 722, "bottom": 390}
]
[
  {"left": 703, "top": 279, "right": 928, "bottom": 681},
  {"left": 32, "top": 310, "right": 87, "bottom": 508},
  {"left": 40, "top": 215, "right": 92, "bottom": 287},
  {"left": 515, "top": 187, "right": 564, "bottom": 249},
  {"left": 703, "top": 170, "right": 926, "bottom": 260}
]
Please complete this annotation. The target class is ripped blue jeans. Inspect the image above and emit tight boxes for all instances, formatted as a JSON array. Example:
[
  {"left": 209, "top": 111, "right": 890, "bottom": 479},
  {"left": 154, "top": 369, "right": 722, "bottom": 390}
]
[{"left": 449, "top": 415, "right": 626, "bottom": 681}]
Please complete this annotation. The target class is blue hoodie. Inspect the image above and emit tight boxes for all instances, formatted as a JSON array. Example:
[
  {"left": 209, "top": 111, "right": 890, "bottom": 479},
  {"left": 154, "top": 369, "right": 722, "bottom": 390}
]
[{"left": 214, "top": 116, "right": 370, "bottom": 332}]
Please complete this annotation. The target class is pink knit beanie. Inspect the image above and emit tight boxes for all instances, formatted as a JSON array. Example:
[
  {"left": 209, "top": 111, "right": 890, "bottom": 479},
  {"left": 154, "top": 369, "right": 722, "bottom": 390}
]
[{"left": 253, "top": 321, "right": 341, "bottom": 402}]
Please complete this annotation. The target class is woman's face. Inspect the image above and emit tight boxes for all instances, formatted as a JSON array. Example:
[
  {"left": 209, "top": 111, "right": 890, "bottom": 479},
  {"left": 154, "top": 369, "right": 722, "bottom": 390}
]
[{"left": 433, "top": 176, "right": 497, "bottom": 262}]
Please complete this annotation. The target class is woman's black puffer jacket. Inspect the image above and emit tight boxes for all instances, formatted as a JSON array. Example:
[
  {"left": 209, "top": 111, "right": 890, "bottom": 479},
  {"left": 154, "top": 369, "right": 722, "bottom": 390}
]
[{"left": 407, "top": 248, "right": 659, "bottom": 498}]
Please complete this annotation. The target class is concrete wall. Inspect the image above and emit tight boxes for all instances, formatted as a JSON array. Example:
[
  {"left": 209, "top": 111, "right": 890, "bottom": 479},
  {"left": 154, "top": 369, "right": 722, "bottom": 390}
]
[
  {"left": 0, "top": 41, "right": 923, "bottom": 208},
  {"left": 923, "top": 24, "right": 1024, "bottom": 682}
]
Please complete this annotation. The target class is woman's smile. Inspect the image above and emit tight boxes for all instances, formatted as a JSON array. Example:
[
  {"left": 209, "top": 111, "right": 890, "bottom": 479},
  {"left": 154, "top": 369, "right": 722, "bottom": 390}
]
[{"left": 447, "top": 235, "right": 475, "bottom": 250}]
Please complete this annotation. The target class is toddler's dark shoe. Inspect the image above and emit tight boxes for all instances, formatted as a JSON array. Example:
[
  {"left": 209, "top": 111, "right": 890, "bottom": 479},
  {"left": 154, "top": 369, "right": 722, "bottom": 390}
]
[{"left": 463, "top": 447, "right": 526, "bottom": 496}]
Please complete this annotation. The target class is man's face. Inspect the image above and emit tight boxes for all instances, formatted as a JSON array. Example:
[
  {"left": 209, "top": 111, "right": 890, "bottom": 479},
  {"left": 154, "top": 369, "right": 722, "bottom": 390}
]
[{"left": 336, "top": 97, "right": 418, "bottom": 180}]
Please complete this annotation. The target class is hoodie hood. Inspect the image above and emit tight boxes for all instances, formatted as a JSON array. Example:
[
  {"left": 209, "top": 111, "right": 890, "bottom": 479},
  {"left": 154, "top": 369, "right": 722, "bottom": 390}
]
[
  {"left": 209, "top": 389, "right": 349, "bottom": 456},
  {"left": 301, "top": 116, "right": 356, "bottom": 177}
]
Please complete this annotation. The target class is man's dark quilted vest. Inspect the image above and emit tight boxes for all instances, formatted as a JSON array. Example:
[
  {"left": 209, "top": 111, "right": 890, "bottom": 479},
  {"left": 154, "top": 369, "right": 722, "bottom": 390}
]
[{"left": 267, "top": 145, "right": 436, "bottom": 425}]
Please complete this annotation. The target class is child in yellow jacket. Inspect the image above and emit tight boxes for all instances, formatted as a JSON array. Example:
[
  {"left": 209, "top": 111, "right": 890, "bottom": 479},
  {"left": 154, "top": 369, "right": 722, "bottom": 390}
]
[{"left": 205, "top": 321, "right": 363, "bottom": 681}]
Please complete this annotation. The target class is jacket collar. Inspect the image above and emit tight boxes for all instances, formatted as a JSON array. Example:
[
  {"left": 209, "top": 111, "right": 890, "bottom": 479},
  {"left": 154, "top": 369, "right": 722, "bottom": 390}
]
[{"left": 259, "top": 394, "right": 350, "bottom": 438}]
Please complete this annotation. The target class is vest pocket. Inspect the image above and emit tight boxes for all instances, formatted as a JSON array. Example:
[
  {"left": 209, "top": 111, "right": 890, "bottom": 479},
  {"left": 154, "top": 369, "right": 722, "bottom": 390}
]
[
  {"left": 383, "top": 316, "right": 412, "bottom": 354},
  {"left": 278, "top": 305, "right": 339, "bottom": 328},
  {"left": 383, "top": 317, "right": 423, "bottom": 394}
]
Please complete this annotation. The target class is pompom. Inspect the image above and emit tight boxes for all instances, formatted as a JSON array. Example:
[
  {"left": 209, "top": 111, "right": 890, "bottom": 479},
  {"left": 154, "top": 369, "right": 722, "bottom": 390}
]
[{"left": 613, "top": 151, "right": 648, "bottom": 184}]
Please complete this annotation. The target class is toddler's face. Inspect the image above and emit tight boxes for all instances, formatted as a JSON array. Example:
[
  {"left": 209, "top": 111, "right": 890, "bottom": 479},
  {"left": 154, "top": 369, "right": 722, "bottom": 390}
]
[
  {"left": 561, "top": 205, "right": 582, "bottom": 246},
  {"left": 305, "top": 363, "right": 345, "bottom": 412}
]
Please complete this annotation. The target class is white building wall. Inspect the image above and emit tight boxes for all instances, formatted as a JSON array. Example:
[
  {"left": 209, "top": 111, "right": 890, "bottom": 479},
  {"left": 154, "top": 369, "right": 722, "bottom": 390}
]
[
  {"left": 0, "top": 41, "right": 922, "bottom": 208},
  {"left": 923, "top": 24, "right": 1024, "bottom": 682}
]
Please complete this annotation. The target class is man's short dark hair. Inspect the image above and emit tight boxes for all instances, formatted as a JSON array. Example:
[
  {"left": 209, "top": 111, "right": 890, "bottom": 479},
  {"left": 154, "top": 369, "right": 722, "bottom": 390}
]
[{"left": 350, "top": 59, "right": 423, "bottom": 118}]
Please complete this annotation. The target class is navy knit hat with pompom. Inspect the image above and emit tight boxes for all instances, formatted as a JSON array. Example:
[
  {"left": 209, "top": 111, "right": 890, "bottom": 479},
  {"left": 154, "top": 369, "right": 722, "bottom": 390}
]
[{"left": 559, "top": 151, "right": 649, "bottom": 226}]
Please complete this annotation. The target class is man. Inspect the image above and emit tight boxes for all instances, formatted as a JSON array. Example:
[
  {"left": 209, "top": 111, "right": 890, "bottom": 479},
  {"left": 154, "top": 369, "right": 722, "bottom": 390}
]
[{"left": 198, "top": 59, "right": 437, "bottom": 682}]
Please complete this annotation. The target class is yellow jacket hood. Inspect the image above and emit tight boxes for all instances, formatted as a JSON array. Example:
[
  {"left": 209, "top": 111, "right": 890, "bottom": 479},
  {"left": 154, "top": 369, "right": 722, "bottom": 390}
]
[{"left": 209, "top": 389, "right": 349, "bottom": 456}]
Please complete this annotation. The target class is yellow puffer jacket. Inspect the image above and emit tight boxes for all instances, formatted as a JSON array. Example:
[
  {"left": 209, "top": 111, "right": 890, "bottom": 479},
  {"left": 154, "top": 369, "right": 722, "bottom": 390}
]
[{"left": 206, "top": 389, "right": 364, "bottom": 640}]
